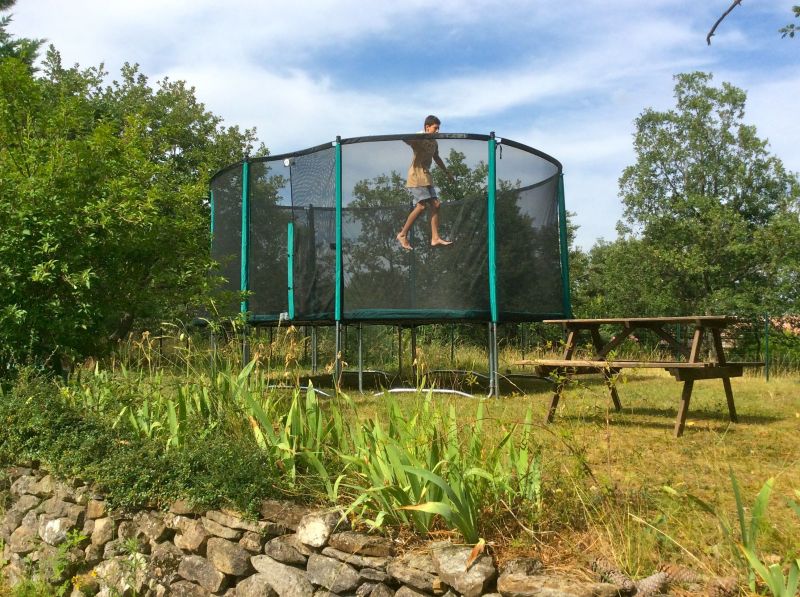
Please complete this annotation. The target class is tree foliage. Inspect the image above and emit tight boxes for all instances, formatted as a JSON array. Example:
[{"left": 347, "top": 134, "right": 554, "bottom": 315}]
[
  {"left": 779, "top": 5, "right": 800, "bottom": 38},
  {"left": 0, "top": 40, "right": 260, "bottom": 371},
  {"left": 0, "top": 0, "right": 43, "bottom": 66},
  {"left": 579, "top": 72, "right": 800, "bottom": 318}
]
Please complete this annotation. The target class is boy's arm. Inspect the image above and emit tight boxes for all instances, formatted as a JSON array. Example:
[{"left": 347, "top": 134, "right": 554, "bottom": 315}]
[{"left": 433, "top": 154, "right": 456, "bottom": 183}]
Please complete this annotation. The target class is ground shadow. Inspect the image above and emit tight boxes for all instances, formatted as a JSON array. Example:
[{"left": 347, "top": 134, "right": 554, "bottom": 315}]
[{"left": 556, "top": 405, "right": 783, "bottom": 429}]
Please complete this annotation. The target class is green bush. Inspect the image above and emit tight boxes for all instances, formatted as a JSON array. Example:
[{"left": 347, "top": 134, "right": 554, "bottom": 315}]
[{"left": 0, "top": 374, "right": 280, "bottom": 512}]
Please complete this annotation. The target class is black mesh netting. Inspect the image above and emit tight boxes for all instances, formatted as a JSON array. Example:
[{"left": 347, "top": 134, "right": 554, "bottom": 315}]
[
  {"left": 495, "top": 143, "right": 563, "bottom": 319},
  {"left": 248, "top": 160, "right": 291, "bottom": 318},
  {"left": 210, "top": 135, "right": 566, "bottom": 323},
  {"left": 339, "top": 138, "right": 491, "bottom": 320},
  {"left": 210, "top": 165, "right": 243, "bottom": 316},
  {"left": 288, "top": 147, "right": 336, "bottom": 319}
]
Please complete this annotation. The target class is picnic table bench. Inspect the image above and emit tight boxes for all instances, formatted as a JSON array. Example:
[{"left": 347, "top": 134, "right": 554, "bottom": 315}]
[{"left": 515, "top": 316, "right": 764, "bottom": 437}]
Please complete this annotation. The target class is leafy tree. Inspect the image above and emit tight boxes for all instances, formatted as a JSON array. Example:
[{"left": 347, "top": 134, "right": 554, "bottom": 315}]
[
  {"left": 779, "top": 5, "right": 800, "bottom": 38},
  {"left": 0, "top": 44, "right": 260, "bottom": 372},
  {"left": 0, "top": 0, "right": 43, "bottom": 66},
  {"left": 592, "top": 72, "right": 800, "bottom": 318}
]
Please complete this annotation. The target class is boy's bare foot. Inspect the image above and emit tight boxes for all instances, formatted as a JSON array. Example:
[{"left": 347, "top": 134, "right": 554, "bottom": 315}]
[
  {"left": 431, "top": 238, "right": 452, "bottom": 247},
  {"left": 396, "top": 232, "right": 413, "bottom": 250}
]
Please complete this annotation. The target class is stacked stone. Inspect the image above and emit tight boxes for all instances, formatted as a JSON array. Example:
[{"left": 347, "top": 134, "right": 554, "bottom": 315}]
[{"left": 1, "top": 465, "right": 741, "bottom": 596}]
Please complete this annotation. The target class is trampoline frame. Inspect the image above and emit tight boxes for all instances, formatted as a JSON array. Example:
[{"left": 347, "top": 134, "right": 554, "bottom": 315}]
[{"left": 210, "top": 132, "right": 572, "bottom": 396}]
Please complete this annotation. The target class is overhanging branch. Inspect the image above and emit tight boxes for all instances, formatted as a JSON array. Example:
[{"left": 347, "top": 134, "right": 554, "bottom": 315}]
[{"left": 707, "top": 0, "right": 744, "bottom": 45}]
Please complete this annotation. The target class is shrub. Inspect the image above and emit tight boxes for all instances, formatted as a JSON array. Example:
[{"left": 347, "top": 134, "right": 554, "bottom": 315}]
[{"left": 0, "top": 374, "right": 280, "bottom": 511}]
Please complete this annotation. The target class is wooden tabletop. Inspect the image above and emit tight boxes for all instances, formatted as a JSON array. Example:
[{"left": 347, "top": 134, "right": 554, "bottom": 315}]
[{"left": 543, "top": 316, "right": 738, "bottom": 326}]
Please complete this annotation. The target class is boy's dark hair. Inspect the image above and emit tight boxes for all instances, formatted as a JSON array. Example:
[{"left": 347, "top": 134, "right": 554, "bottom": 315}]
[{"left": 424, "top": 115, "right": 441, "bottom": 127}]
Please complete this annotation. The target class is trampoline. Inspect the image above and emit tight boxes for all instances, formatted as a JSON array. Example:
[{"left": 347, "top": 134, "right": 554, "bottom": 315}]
[{"left": 209, "top": 133, "right": 571, "bottom": 394}]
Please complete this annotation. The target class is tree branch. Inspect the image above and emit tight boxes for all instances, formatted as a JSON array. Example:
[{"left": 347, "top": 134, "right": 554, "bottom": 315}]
[{"left": 707, "top": 0, "right": 744, "bottom": 45}]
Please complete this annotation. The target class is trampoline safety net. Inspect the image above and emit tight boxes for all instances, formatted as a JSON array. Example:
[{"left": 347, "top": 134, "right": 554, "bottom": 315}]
[{"left": 210, "top": 133, "right": 568, "bottom": 324}]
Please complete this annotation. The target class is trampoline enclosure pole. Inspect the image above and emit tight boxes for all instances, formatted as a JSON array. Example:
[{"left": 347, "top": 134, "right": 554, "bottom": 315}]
[
  {"left": 335, "top": 137, "right": 343, "bottom": 322},
  {"left": 209, "top": 188, "right": 216, "bottom": 374},
  {"left": 240, "top": 160, "right": 250, "bottom": 316},
  {"left": 487, "top": 133, "right": 498, "bottom": 324},
  {"left": 287, "top": 221, "right": 295, "bottom": 320},
  {"left": 487, "top": 134, "right": 499, "bottom": 396},
  {"left": 240, "top": 160, "right": 250, "bottom": 364},
  {"left": 334, "top": 137, "right": 343, "bottom": 380}
]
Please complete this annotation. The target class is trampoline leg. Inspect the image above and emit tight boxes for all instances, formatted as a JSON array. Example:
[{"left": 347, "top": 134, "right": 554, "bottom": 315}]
[
  {"left": 398, "top": 326, "right": 403, "bottom": 380},
  {"left": 493, "top": 323, "right": 500, "bottom": 397},
  {"left": 358, "top": 323, "right": 363, "bottom": 394},
  {"left": 210, "top": 328, "right": 217, "bottom": 377},
  {"left": 450, "top": 325, "right": 455, "bottom": 366},
  {"left": 303, "top": 325, "right": 308, "bottom": 365},
  {"left": 242, "top": 324, "right": 250, "bottom": 367},
  {"left": 335, "top": 322, "right": 342, "bottom": 387},
  {"left": 411, "top": 326, "right": 418, "bottom": 382},
  {"left": 311, "top": 326, "right": 318, "bottom": 374},
  {"left": 487, "top": 322, "right": 499, "bottom": 398}
]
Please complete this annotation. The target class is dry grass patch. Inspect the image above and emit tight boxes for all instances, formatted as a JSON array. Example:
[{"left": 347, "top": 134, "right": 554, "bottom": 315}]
[{"left": 375, "top": 371, "right": 799, "bottom": 580}]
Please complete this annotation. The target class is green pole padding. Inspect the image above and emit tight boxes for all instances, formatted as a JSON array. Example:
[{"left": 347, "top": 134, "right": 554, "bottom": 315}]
[
  {"left": 240, "top": 161, "right": 250, "bottom": 315},
  {"left": 557, "top": 173, "right": 572, "bottom": 317},
  {"left": 335, "top": 137, "right": 343, "bottom": 321},
  {"left": 487, "top": 133, "right": 498, "bottom": 323},
  {"left": 287, "top": 220, "right": 295, "bottom": 320}
]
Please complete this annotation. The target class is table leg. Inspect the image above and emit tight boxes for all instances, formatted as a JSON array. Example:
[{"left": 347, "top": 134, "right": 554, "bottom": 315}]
[
  {"left": 710, "top": 327, "right": 738, "bottom": 424},
  {"left": 688, "top": 326, "right": 705, "bottom": 362},
  {"left": 604, "top": 372, "right": 622, "bottom": 411},
  {"left": 545, "top": 381, "right": 564, "bottom": 423},
  {"left": 589, "top": 328, "right": 623, "bottom": 412},
  {"left": 722, "top": 377, "right": 738, "bottom": 423},
  {"left": 674, "top": 380, "right": 694, "bottom": 437},
  {"left": 544, "top": 328, "right": 579, "bottom": 424},
  {"left": 562, "top": 330, "right": 577, "bottom": 359}
]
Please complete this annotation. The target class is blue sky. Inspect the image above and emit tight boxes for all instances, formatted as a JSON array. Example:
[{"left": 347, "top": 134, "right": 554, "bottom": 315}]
[{"left": 9, "top": 0, "right": 800, "bottom": 249}]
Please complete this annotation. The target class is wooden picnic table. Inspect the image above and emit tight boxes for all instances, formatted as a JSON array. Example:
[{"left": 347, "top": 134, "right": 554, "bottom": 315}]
[{"left": 516, "top": 316, "right": 763, "bottom": 437}]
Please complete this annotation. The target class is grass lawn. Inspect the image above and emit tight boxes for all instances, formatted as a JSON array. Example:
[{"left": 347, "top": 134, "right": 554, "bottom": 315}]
[
  {"left": 376, "top": 369, "right": 800, "bottom": 579},
  {"left": 2, "top": 359, "right": 797, "bottom": 591}
]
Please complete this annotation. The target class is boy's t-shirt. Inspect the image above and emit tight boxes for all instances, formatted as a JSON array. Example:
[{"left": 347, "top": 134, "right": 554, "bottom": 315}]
[{"left": 405, "top": 132, "right": 439, "bottom": 188}]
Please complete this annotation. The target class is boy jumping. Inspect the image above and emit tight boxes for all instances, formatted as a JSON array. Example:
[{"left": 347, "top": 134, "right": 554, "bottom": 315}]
[{"left": 396, "top": 115, "right": 455, "bottom": 250}]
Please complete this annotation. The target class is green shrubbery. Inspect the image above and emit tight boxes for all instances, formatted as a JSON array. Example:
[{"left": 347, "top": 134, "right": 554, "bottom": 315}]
[
  {"left": 1, "top": 363, "right": 551, "bottom": 543},
  {"left": 0, "top": 371, "right": 281, "bottom": 512}
]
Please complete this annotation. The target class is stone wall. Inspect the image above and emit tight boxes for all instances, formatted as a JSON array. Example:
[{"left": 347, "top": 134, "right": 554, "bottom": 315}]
[{"left": 1, "top": 466, "right": 731, "bottom": 596}]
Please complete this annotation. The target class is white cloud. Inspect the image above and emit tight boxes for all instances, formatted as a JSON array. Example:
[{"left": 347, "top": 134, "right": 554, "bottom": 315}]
[
  {"left": 7, "top": 0, "right": 799, "bottom": 250},
  {"left": 743, "top": 74, "right": 800, "bottom": 174}
]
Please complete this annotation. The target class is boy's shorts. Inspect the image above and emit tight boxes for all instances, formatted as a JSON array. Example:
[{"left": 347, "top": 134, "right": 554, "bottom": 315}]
[{"left": 407, "top": 186, "right": 438, "bottom": 204}]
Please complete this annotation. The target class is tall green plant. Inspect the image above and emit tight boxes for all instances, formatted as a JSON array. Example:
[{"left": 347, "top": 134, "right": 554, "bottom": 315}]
[
  {"left": 741, "top": 550, "right": 799, "bottom": 597},
  {"left": 741, "top": 489, "right": 800, "bottom": 597},
  {"left": 243, "top": 380, "right": 348, "bottom": 499},
  {"left": 340, "top": 412, "right": 445, "bottom": 533},
  {"left": 678, "top": 469, "right": 800, "bottom": 594},
  {"left": 401, "top": 465, "right": 493, "bottom": 544}
]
